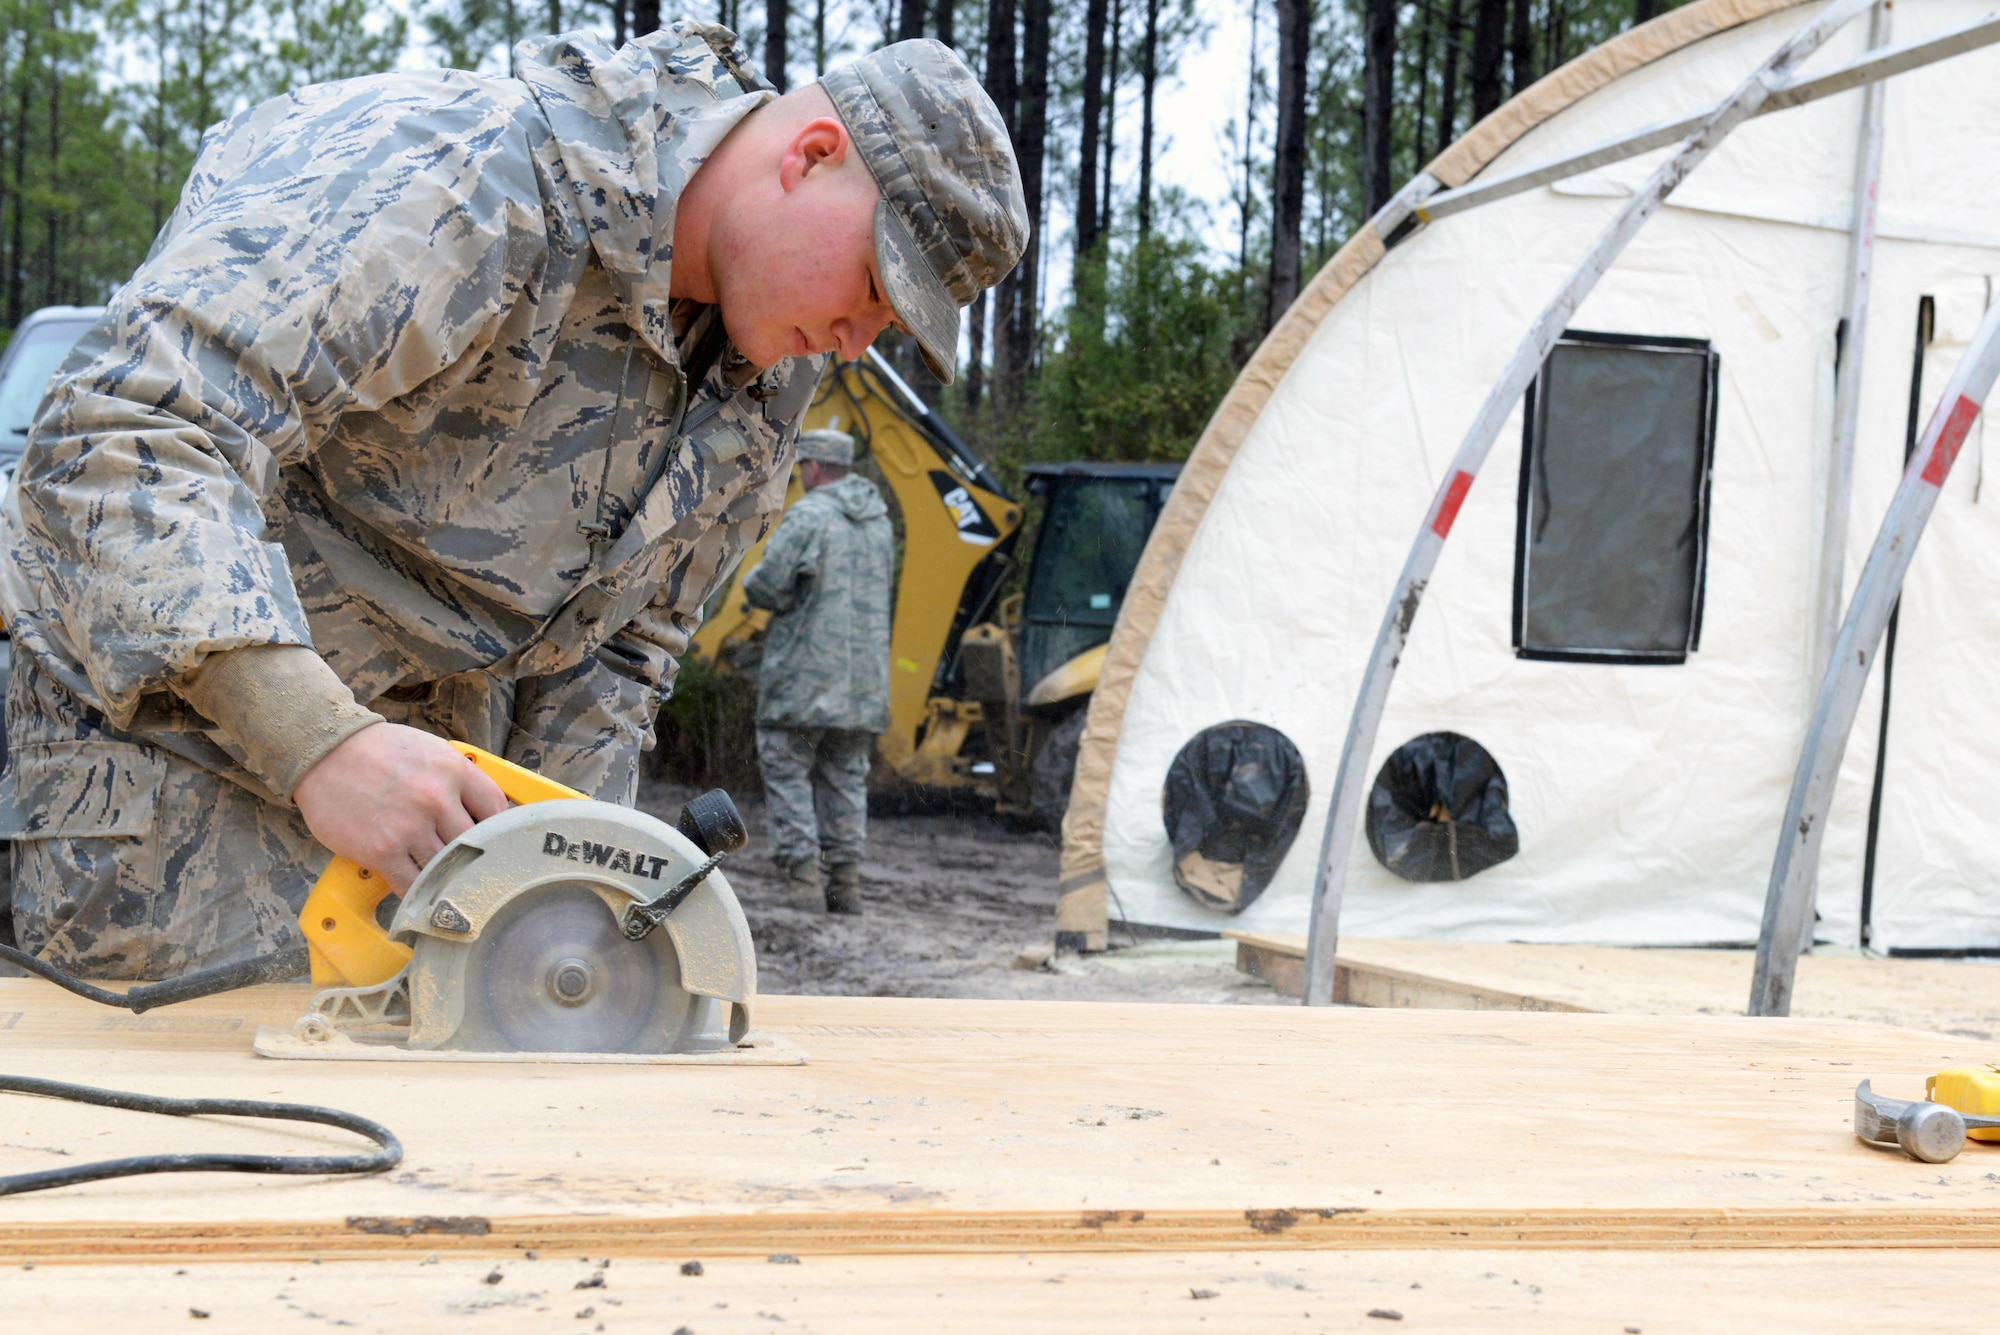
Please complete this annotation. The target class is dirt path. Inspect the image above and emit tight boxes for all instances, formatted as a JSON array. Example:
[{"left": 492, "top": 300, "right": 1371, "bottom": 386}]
[{"left": 636, "top": 779, "right": 1285, "bottom": 1005}]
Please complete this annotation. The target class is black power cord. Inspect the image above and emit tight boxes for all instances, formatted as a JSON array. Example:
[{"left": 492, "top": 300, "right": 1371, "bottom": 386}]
[
  {"left": 0, "top": 1074, "right": 402, "bottom": 1197},
  {"left": 0, "top": 940, "right": 310, "bottom": 1012},
  {"left": 0, "top": 945, "right": 399, "bottom": 1196}
]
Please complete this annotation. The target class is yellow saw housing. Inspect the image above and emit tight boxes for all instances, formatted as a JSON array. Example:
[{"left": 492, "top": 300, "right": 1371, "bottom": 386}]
[{"left": 299, "top": 743, "right": 584, "bottom": 989}]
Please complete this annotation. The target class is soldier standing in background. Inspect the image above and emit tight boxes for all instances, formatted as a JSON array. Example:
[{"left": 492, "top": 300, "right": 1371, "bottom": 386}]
[{"left": 741, "top": 428, "right": 894, "bottom": 915}]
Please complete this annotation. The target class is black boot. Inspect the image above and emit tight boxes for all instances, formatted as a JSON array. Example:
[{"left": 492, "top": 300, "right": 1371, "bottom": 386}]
[{"left": 824, "top": 862, "right": 863, "bottom": 915}]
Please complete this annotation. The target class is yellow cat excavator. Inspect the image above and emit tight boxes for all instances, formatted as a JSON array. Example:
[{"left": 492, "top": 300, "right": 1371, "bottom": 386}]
[{"left": 688, "top": 349, "right": 1178, "bottom": 826}]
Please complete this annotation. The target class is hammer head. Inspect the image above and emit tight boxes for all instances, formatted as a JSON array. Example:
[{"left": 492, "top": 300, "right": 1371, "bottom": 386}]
[{"left": 1855, "top": 1080, "right": 1967, "bottom": 1163}]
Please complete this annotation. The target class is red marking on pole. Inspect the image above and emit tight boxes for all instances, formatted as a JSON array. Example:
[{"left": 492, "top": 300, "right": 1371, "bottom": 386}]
[
  {"left": 1431, "top": 470, "right": 1476, "bottom": 538},
  {"left": 1920, "top": 396, "right": 1981, "bottom": 486}
]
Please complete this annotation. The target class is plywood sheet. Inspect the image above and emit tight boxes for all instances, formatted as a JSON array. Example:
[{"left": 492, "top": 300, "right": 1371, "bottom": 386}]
[
  {"left": 6, "top": 1247, "right": 2000, "bottom": 1333},
  {"left": 1228, "top": 933, "right": 2000, "bottom": 1037},
  {"left": 1, "top": 984, "right": 1998, "bottom": 1259}
]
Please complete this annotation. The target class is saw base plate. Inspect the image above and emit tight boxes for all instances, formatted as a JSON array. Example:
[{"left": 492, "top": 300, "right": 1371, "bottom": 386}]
[{"left": 250, "top": 1023, "right": 807, "bottom": 1065}]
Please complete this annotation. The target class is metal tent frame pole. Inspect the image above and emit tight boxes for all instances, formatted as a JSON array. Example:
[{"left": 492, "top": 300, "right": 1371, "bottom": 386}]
[
  {"left": 1815, "top": 0, "right": 1892, "bottom": 678},
  {"left": 1301, "top": 0, "right": 1877, "bottom": 1007},
  {"left": 1799, "top": 0, "right": 1892, "bottom": 954},
  {"left": 1749, "top": 299, "right": 2000, "bottom": 1016}
]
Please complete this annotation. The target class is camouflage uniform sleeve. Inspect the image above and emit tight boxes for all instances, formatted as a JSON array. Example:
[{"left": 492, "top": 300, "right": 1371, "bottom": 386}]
[
  {"left": 14, "top": 84, "right": 554, "bottom": 727},
  {"left": 740, "top": 501, "right": 825, "bottom": 615},
  {"left": 504, "top": 413, "right": 799, "bottom": 802}
]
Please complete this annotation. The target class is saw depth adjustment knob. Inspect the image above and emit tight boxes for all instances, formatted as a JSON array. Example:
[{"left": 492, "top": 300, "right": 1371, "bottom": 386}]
[{"left": 678, "top": 789, "right": 748, "bottom": 857}]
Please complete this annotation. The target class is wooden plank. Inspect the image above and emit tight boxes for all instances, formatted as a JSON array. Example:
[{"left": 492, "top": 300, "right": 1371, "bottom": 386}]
[
  {"left": 1225, "top": 933, "right": 2000, "bottom": 1035},
  {"left": 1, "top": 984, "right": 1998, "bottom": 1259},
  {"left": 8, "top": 1247, "right": 2000, "bottom": 1332},
  {"left": 1227, "top": 933, "right": 1590, "bottom": 1011},
  {"left": 1232, "top": 938, "right": 1304, "bottom": 997}
]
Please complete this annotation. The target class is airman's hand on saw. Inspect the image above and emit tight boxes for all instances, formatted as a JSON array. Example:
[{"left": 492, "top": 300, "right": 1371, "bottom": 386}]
[{"left": 293, "top": 724, "right": 510, "bottom": 892}]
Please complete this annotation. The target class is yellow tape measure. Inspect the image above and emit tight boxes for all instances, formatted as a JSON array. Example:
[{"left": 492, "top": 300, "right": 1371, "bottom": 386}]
[{"left": 1929, "top": 1066, "right": 2000, "bottom": 1144}]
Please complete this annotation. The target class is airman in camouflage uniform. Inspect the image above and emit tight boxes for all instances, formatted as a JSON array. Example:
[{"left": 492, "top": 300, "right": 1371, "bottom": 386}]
[
  {"left": 742, "top": 429, "right": 893, "bottom": 913},
  {"left": 0, "top": 30, "right": 1026, "bottom": 977}
]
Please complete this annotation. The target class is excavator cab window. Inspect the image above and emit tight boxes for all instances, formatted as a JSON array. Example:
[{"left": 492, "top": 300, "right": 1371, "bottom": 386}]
[{"left": 1017, "top": 467, "right": 1176, "bottom": 699}]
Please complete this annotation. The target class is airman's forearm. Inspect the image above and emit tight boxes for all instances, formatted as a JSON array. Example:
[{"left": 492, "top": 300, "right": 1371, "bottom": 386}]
[{"left": 172, "top": 644, "right": 384, "bottom": 800}]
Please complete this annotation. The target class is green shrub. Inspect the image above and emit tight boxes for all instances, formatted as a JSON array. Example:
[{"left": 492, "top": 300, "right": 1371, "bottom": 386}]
[{"left": 649, "top": 656, "right": 763, "bottom": 794}]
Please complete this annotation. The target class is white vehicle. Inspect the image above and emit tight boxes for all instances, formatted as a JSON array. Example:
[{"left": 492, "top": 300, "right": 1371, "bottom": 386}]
[{"left": 0, "top": 305, "right": 102, "bottom": 498}]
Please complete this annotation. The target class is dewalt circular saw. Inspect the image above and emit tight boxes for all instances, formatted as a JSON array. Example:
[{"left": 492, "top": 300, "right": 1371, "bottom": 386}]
[{"left": 3, "top": 743, "right": 794, "bottom": 1066}]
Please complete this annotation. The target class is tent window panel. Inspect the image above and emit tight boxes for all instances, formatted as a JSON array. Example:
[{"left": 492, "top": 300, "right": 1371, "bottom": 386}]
[{"left": 1512, "top": 331, "right": 1718, "bottom": 665}]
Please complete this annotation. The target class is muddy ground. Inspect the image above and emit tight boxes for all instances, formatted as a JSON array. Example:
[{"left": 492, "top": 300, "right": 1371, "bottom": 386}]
[{"left": 635, "top": 778, "right": 1286, "bottom": 1005}]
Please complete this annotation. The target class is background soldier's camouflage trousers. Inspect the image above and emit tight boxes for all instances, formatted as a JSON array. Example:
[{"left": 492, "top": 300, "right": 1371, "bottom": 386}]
[{"left": 755, "top": 726, "right": 874, "bottom": 868}]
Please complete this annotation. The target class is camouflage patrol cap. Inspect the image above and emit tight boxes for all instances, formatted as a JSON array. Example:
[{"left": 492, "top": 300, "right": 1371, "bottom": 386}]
[
  {"left": 820, "top": 39, "right": 1029, "bottom": 385},
  {"left": 797, "top": 428, "right": 857, "bottom": 467}
]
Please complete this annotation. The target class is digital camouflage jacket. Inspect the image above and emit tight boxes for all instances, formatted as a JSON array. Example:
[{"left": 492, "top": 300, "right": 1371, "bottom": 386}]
[
  {"left": 741, "top": 471, "right": 894, "bottom": 732},
  {"left": 0, "top": 22, "right": 826, "bottom": 815}
]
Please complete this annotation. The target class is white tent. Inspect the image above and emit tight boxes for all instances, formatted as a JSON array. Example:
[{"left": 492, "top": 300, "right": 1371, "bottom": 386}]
[{"left": 1057, "top": 0, "right": 2000, "bottom": 953}]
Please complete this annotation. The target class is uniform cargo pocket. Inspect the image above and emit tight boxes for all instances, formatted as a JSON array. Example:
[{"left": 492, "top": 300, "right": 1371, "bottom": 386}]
[{"left": 0, "top": 740, "right": 165, "bottom": 840}]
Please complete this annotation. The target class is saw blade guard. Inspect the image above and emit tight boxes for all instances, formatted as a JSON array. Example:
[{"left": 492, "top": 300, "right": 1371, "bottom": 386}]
[{"left": 390, "top": 801, "right": 757, "bottom": 1052}]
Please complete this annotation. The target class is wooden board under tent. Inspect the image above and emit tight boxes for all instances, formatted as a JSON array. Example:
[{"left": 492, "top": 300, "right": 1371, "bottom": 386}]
[{"left": 1228, "top": 931, "right": 2000, "bottom": 1036}]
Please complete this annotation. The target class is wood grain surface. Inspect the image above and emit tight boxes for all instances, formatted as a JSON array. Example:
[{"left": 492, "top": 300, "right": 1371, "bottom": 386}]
[
  {"left": 5, "top": 1247, "right": 1999, "bottom": 1332},
  {"left": 0, "top": 984, "right": 1996, "bottom": 1260}
]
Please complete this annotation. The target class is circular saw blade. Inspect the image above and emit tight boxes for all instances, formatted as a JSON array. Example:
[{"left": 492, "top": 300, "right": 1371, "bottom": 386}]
[{"left": 464, "top": 883, "right": 674, "bottom": 1053}]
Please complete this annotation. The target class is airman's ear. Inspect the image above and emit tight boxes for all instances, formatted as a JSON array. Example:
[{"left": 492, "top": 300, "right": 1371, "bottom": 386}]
[{"left": 779, "top": 116, "right": 851, "bottom": 192}]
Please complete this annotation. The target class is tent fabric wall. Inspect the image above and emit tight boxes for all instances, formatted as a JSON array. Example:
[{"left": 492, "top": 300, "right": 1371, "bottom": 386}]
[
  {"left": 1064, "top": 0, "right": 2000, "bottom": 951},
  {"left": 1056, "top": 0, "right": 1815, "bottom": 942}
]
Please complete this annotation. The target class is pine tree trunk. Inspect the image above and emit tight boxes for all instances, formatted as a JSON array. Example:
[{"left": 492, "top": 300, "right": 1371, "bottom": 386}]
[
  {"left": 1509, "top": 0, "right": 1533, "bottom": 94},
  {"left": 764, "top": 0, "right": 788, "bottom": 89},
  {"left": 999, "top": 0, "right": 1046, "bottom": 399},
  {"left": 1101, "top": 0, "right": 1119, "bottom": 240},
  {"left": 42, "top": 24, "right": 57, "bottom": 310},
  {"left": 982, "top": 0, "right": 1016, "bottom": 409},
  {"left": 1075, "top": 0, "right": 1106, "bottom": 266},
  {"left": 0, "top": 59, "right": 10, "bottom": 317},
  {"left": 1634, "top": 0, "right": 1655, "bottom": 22},
  {"left": 1413, "top": 0, "right": 1434, "bottom": 163},
  {"left": 1237, "top": 0, "right": 1257, "bottom": 285},
  {"left": 633, "top": 0, "right": 659, "bottom": 35},
  {"left": 899, "top": 335, "right": 936, "bottom": 399},
  {"left": 1470, "top": 0, "right": 1506, "bottom": 119},
  {"left": 965, "top": 288, "right": 986, "bottom": 411},
  {"left": 194, "top": 0, "right": 212, "bottom": 132},
  {"left": 897, "top": 0, "right": 923, "bottom": 41},
  {"left": 814, "top": 0, "right": 826, "bottom": 71},
  {"left": 1362, "top": 0, "right": 1395, "bottom": 212},
  {"left": 1137, "top": 0, "right": 1157, "bottom": 238},
  {"left": 934, "top": 0, "right": 953, "bottom": 47},
  {"left": 1438, "top": 0, "right": 1466, "bottom": 149},
  {"left": 1267, "top": 0, "right": 1307, "bottom": 327},
  {"left": 9, "top": 33, "right": 28, "bottom": 329}
]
